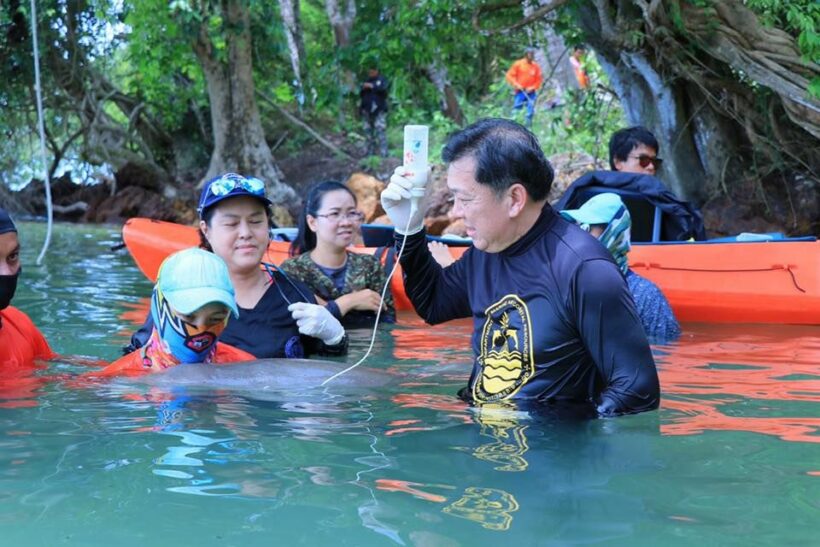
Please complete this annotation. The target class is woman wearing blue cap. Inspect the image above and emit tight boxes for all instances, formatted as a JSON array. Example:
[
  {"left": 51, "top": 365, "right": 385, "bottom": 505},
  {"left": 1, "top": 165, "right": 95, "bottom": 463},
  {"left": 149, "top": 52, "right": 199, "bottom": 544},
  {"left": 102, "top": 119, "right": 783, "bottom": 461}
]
[
  {"left": 101, "top": 248, "right": 254, "bottom": 375},
  {"left": 560, "top": 193, "right": 681, "bottom": 341},
  {"left": 127, "top": 173, "right": 347, "bottom": 359},
  {"left": 0, "top": 207, "right": 53, "bottom": 367}
]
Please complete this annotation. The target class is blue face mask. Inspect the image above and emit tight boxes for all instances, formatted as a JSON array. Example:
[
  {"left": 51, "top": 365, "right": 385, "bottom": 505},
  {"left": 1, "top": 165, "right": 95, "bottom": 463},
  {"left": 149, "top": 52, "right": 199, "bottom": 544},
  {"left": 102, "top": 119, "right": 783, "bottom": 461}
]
[{"left": 150, "top": 288, "right": 221, "bottom": 363}]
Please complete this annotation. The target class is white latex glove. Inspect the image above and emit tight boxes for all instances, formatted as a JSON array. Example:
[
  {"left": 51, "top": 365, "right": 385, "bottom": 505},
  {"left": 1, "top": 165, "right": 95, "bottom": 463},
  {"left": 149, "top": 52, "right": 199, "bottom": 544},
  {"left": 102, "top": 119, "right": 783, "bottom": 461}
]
[
  {"left": 288, "top": 302, "right": 345, "bottom": 345},
  {"left": 381, "top": 165, "right": 428, "bottom": 235}
]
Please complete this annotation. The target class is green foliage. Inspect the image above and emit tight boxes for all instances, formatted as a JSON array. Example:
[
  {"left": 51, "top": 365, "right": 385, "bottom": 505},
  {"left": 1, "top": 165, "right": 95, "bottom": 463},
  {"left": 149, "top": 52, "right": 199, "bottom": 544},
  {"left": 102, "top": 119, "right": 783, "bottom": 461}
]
[
  {"left": 809, "top": 77, "right": 820, "bottom": 100},
  {"left": 3, "top": 0, "right": 812, "bottom": 193},
  {"left": 358, "top": 155, "right": 384, "bottom": 172},
  {"left": 415, "top": 51, "right": 623, "bottom": 166},
  {"left": 746, "top": 0, "right": 819, "bottom": 63},
  {"left": 122, "top": 0, "right": 206, "bottom": 129}
]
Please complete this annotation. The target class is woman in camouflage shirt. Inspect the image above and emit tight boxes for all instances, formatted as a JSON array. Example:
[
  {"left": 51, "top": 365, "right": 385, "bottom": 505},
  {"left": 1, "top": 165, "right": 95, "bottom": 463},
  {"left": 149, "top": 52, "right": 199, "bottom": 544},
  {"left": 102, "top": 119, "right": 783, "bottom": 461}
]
[{"left": 282, "top": 181, "right": 396, "bottom": 327}]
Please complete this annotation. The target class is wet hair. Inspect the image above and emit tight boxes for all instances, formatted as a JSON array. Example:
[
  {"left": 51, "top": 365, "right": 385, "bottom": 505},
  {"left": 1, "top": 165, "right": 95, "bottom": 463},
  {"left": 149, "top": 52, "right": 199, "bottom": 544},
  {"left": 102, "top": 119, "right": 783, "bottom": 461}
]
[
  {"left": 608, "top": 126, "right": 659, "bottom": 170},
  {"left": 441, "top": 118, "right": 554, "bottom": 201},
  {"left": 290, "top": 180, "right": 357, "bottom": 256},
  {"left": 197, "top": 198, "right": 275, "bottom": 252}
]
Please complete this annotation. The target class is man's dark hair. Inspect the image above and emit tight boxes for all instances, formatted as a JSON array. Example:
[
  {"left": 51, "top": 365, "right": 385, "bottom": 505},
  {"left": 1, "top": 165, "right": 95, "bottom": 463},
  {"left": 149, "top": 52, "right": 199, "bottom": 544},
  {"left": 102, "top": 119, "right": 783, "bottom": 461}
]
[
  {"left": 441, "top": 118, "right": 553, "bottom": 201},
  {"left": 608, "top": 126, "right": 659, "bottom": 170}
]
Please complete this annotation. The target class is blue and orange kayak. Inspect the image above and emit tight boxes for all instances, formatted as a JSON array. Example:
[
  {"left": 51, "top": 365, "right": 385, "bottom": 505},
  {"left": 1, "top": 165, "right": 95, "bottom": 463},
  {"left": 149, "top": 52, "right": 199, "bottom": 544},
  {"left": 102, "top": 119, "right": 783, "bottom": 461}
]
[{"left": 123, "top": 218, "right": 820, "bottom": 325}]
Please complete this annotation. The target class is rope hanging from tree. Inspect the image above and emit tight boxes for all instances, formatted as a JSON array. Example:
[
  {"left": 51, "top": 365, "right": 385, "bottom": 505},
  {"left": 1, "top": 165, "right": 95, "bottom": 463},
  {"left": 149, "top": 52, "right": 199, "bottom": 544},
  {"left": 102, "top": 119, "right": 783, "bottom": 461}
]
[{"left": 29, "top": 0, "right": 53, "bottom": 265}]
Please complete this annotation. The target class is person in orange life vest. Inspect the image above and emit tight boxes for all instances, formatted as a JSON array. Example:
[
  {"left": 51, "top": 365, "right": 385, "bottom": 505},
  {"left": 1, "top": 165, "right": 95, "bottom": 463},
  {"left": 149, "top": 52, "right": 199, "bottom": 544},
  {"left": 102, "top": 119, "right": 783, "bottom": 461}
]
[
  {"left": 505, "top": 48, "right": 543, "bottom": 127},
  {"left": 0, "top": 207, "right": 53, "bottom": 367},
  {"left": 99, "top": 247, "right": 254, "bottom": 376},
  {"left": 569, "top": 46, "right": 590, "bottom": 89}
]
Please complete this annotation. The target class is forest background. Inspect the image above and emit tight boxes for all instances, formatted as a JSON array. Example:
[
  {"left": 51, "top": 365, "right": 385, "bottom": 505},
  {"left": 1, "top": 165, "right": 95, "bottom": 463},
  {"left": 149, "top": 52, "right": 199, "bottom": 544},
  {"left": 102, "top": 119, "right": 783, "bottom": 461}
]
[{"left": 1, "top": 0, "right": 817, "bottom": 236}]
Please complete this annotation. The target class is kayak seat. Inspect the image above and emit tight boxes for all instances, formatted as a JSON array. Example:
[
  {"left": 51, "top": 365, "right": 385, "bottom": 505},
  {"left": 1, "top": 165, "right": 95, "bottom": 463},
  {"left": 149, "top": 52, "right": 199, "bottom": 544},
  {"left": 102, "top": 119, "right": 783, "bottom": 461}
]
[{"left": 571, "top": 186, "right": 663, "bottom": 243}]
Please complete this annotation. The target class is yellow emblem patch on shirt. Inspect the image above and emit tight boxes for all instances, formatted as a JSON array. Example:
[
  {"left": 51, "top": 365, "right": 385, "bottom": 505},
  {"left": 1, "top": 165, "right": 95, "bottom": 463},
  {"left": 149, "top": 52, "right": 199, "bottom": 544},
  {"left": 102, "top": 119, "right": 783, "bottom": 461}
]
[{"left": 473, "top": 295, "right": 535, "bottom": 402}]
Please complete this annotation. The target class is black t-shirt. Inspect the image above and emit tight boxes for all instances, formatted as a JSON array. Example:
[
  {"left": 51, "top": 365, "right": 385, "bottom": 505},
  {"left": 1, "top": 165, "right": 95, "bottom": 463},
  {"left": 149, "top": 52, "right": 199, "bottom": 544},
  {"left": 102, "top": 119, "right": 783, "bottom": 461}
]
[
  {"left": 396, "top": 204, "right": 660, "bottom": 417},
  {"left": 359, "top": 74, "right": 389, "bottom": 115}
]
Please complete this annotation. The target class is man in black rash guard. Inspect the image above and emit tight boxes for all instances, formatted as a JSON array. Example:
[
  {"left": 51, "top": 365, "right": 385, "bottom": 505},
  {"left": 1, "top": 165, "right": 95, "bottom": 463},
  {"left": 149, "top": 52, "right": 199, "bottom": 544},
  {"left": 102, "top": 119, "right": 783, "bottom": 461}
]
[{"left": 381, "top": 118, "right": 659, "bottom": 417}]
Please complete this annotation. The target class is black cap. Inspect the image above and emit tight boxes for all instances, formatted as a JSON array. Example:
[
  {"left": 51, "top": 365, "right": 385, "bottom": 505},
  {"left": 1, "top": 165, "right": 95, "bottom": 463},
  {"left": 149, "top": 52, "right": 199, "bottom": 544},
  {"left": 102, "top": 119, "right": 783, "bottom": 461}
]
[{"left": 0, "top": 208, "right": 17, "bottom": 235}]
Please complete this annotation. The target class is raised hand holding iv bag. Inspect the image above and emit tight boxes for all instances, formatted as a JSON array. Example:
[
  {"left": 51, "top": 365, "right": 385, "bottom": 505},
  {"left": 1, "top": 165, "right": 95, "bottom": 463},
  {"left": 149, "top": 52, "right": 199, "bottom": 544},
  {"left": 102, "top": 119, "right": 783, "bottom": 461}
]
[
  {"left": 324, "top": 125, "right": 430, "bottom": 386},
  {"left": 403, "top": 125, "right": 429, "bottom": 213}
]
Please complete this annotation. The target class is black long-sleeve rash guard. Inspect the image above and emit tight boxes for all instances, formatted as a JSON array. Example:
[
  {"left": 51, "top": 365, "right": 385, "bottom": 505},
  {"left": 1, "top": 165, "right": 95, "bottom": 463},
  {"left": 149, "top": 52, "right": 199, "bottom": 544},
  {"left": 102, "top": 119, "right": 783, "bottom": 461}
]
[{"left": 396, "top": 205, "right": 660, "bottom": 417}]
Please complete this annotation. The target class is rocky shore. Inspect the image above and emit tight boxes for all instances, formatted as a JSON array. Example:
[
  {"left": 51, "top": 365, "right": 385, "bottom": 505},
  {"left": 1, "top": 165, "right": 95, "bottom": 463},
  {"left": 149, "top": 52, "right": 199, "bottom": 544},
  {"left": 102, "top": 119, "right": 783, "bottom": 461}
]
[{"left": 3, "top": 144, "right": 816, "bottom": 238}]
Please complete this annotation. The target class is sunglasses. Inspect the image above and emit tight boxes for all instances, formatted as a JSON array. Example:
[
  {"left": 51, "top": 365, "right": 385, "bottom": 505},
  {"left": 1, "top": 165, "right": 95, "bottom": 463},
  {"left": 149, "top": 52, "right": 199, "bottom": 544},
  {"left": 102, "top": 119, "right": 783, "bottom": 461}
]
[
  {"left": 207, "top": 173, "right": 266, "bottom": 198},
  {"left": 629, "top": 154, "right": 663, "bottom": 169}
]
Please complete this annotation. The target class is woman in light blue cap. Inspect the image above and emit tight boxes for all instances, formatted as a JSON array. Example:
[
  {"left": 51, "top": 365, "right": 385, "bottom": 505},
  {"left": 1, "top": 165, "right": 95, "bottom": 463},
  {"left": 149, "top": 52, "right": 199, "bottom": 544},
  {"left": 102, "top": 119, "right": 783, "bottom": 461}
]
[{"left": 561, "top": 193, "right": 681, "bottom": 341}]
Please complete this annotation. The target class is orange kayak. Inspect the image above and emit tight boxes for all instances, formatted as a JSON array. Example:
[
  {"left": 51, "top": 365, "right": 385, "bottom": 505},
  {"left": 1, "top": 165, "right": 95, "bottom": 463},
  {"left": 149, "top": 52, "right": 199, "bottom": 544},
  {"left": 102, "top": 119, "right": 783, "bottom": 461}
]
[{"left": 123, "top": 218, "right": 820, "bottom": 325}]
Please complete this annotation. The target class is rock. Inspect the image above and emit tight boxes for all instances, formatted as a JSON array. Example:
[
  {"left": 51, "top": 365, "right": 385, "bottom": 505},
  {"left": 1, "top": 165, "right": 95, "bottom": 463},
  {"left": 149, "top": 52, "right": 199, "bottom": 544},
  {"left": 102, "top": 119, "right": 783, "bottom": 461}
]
[
  {"left": 115, "top": 162, "right": 166, "bottom": 191},
  {"left": 700, "top": 195, "right": 783, "bottom": 238},
  {"left": 423, "top": 164, "right": 452, "bottom": 218},
  {"left": 82, "top": 186, "right": 194, "bottom": 224},
  {"left": 792, "top": 174, "right": 819, "bottom": 235},
  {"left": 547, "top": 151, "right": 602, "bottom": 204},
  {"left": 271, "top": 204, "right": 294, "bottom": 228},
  {"left": 15, "top": 174, "right": 112, "bottom": 219},
  {"left": 346, "top": 172, "right": 386, "bottom": 222},
  {"left": 424, "top": 215, "right": 451, "bottom": 236},
  {"left": 370, "top": 213, "right": 391, "bottom": 225},
  {"left": 442, "top": 218, "right": 467, "bottom": 237}
]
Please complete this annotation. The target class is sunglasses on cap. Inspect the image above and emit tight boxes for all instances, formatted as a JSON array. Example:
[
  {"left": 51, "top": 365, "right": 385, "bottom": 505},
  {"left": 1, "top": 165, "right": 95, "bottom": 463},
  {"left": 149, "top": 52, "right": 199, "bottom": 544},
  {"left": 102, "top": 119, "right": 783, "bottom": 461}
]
[
  {"left": 208, "top": 173, "right": 266, "bottom": 197},
  {"left": 198, "top": 173, "right": 271, "bottom": 215},
  {"left": 629, "top": 154, "right": 663, "bottom": 169}
]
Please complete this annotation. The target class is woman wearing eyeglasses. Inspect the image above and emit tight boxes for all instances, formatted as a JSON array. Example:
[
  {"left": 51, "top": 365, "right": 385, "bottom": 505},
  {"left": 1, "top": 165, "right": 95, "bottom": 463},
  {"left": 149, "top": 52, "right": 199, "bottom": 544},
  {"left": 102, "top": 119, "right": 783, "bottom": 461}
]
[
  {"left": 280, "top": 181, "right": 395, "bottom": 327},
  {"left": 127, "top": 173, "right": 348, "bottom": 359}
]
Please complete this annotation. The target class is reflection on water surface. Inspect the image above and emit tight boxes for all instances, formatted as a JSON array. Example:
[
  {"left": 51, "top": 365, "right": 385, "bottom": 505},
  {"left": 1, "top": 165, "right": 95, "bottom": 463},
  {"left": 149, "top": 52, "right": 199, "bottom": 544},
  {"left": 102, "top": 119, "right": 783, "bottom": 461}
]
[{"left": 1, "top": 222, "right": 818, "bottom": 545}]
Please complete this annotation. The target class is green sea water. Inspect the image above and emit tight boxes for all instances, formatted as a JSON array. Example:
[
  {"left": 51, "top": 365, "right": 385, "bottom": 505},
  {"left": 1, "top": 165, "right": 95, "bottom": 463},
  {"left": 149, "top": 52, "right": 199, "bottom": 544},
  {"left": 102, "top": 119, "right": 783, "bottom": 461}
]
[{"left": 2, "top": 221, "right": 818, "bottom": 546}]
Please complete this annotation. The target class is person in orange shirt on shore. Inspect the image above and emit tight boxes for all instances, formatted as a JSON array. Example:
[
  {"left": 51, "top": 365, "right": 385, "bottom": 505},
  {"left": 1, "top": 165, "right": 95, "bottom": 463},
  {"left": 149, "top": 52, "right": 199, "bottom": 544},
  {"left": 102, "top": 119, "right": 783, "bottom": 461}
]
[
  {"left": 505, "top": 48, "right": 543, "bottom": 127},
  {"left": 98, "top": 247, "right": 254, "bottom": 377},
  {"left": 0, "top": 207, "right": 53, "bottom": 368},
  {"left": 570, "top": 46, "right": 590, "bottom": 89}
]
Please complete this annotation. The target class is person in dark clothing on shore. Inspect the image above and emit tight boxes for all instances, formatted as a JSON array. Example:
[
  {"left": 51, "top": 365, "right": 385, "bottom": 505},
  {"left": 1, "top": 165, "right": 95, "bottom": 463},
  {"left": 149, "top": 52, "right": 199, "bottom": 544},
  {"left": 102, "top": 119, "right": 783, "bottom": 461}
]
[
  {"left": 381, "top": 118, "right": 660, "bottom": 417},
  {"left": 359, "top": 66, "right": 389, "bottom": 157}
]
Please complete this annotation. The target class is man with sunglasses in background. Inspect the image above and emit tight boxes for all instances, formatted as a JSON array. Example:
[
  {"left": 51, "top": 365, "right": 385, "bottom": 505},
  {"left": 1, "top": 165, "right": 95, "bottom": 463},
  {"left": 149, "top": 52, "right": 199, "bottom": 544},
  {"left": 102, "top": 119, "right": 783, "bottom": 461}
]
[
  {"left": 609, "top": 126, "right": 663, "bottom": 176},
  {"left": 556, "top": 126, "right": 706, "bottom": 241}
]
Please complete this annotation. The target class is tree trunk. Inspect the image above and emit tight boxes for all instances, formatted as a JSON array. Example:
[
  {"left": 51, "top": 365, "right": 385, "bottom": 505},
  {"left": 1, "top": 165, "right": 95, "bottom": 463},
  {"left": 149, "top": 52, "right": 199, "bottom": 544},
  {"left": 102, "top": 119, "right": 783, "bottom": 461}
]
[
  {"left": 193, "top": 0, "right": 296, "bottom": 206},
  {"left": 572, "top": 0, "right": 818, "bottom": 232},
  {"left": 426, "top": 62, "right": 465, "bottom": 126},
  {"left": 324, "top": 0, "right": 357, "bottom": 126},
  {"left": 524, "top": 2, "right": 577, "bottom": 99},
  {"left": 324, "top": 0, "right": 356, "bottom": 47},
  {"left": 278, "top": 0, "right": 308, "bottom": 110},
  {"left": 591, "top": 50, "right": 716, "bottom": 202}
]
